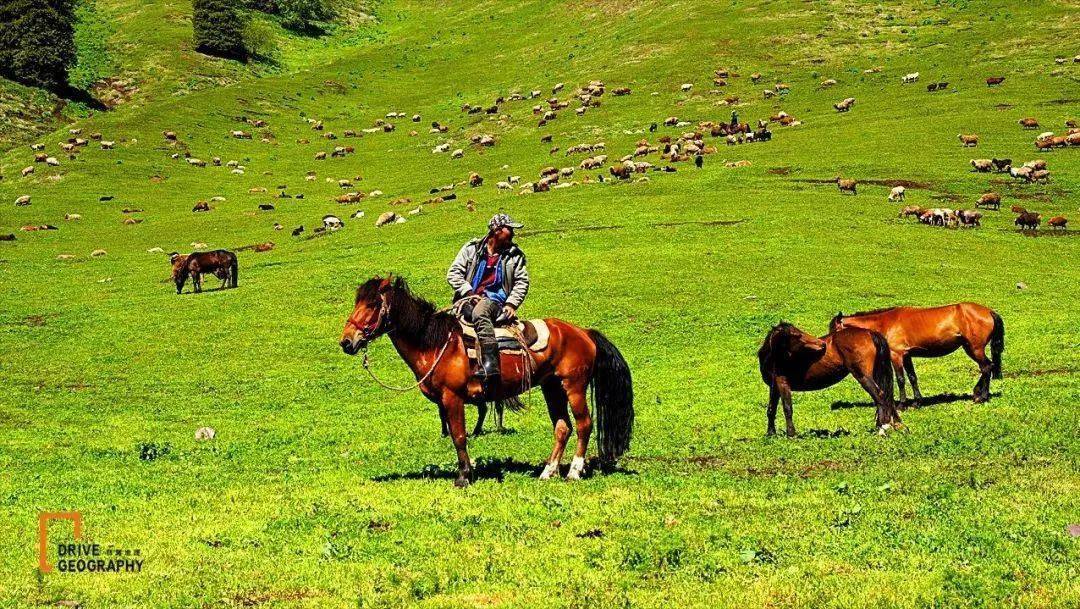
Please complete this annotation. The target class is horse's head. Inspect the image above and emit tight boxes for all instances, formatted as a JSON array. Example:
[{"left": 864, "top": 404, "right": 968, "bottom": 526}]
[
  {"left": 340, "top": 275, "right": 396, "bottom": 355},
  {"left": 759, "top": 322, "right": 826, "bottom": 382},
  {"left": 171, "top": 254, "right": 189, "bottom": 294},
  {"left": 829, "top": 312, "right": 846, "bottom": 333}
]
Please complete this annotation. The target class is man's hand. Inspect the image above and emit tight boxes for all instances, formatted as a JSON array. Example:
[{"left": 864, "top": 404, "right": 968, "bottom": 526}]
[{"left": 501, "top": 305, "right": 517, "bottom": 319}]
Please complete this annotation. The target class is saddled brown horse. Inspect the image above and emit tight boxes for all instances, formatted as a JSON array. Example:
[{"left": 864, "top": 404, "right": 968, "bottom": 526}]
[
  {"left": 173, "top": 250, "right": 238, "bottom": 294},
  {"left": 758, "top": 323, "right": 900, "bottom": 436},
  {"left": 340, "top": 276, "right": 634, "bottom": 487},
  {"left": 830, "top": 303, "right": 1004, "bottom": 405}
]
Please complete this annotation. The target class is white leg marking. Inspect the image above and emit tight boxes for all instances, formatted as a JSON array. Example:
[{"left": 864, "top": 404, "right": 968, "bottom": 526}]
[
  {"left": 539, "top": 461, "right": 559, "bottom": 480},
  {"left": 566, "top": 456, "right": 586, "bottom": 480}
]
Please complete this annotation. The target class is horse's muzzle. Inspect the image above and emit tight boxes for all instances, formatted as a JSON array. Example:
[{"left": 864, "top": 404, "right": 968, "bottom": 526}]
[{"left": 340, "top": 337, "right": 363, "bottom": 355}]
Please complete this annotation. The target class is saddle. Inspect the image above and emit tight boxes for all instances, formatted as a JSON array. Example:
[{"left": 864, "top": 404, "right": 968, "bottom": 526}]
[{"left": 457, "top": 317, "right": 550, "bottom": 356}]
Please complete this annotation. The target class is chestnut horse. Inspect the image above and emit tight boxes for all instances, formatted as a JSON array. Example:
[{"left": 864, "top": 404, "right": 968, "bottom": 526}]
[
  {"left": 340, "top": 276, "right": 634, "bottom": 487},
  {"left": 830, "top": 303, "right": 1004, "bottom": 405},
  {"left": 758, "top": 323, "right": 899, "bottom": 436}
]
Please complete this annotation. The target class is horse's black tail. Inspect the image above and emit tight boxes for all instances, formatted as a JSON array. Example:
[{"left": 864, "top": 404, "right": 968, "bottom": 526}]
[
  {"left": 990, "top": 311, "right": 1004, "bottom": 379},
  {"left": 870, "top": 331, "right": 895, "bottom": 407},
  {"left": 587, "top": 330, "right": 634, "bottom": 465},
  {"left": 230, "top": 255, "right": 239, "bottom": 288}
]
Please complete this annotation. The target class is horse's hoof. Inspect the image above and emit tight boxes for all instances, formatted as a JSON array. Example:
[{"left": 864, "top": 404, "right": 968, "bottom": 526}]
[
  {"left": 566, "top": 457, "right": 585, "bottom": 480},
  {"left": 877, "top": 424, "right": 892, "bottom": 436},
  {"left": 539, "top": 462, "right": 559, "bottom": 480},
  {"left": 454, "top": 476, "right": 471, "bottom": 488}
]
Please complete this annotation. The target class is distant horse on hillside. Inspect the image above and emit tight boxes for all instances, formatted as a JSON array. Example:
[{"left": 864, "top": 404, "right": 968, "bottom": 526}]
[
  {"left": 830, "top": 303, "right": 1004, "bottom": 405},
  {"left": 340, "top": 275, "right": 634, "bottom": 487},
  {"left": 758, "top": 323, "right": 900, "bottom": 437},
  {"left": 172, "top": 250, "right": 238, "bottom": 294}
]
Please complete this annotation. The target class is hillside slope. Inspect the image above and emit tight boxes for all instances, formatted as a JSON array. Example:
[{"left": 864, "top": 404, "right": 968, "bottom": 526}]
[{"left": 1, "top": 1, "right": 1078, "bottom": 608}]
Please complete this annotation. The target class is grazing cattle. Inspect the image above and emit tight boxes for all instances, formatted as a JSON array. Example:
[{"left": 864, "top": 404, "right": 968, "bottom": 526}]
[
  {"left": 970, "top": 159, "right": 993, "bottom": 172},
  {"left": 958, "top": 134, "right": 979, "bottom": 147},
  {"left": 986, "top": 76, "right": 1005, "bottom": 86},
  {"left": 173, "top": 250, "right": 238, "bottom": 293},
  {"left": 902, "top": 72, "right": 919, "bottom": 83},
  {"left": 835, "top": 177, "right": 857, "bottom": 195},
  {"left": 1015, "top": 212, "right": 1041, "bottom": 230},
  {"left": 991, "top": 158, "right": 1012, "bottom": 172},
  {"left": 1048, "top": 216, "right": 1067, "bottom": 230},
  {"left": 834, "top": 97, "right": 856, "bottom": 112},
  {"left": 975, "top": 192, "right": 1001, "bottom": 210},
  {"left": 957, "top": 210, "right": 982, "bottom": 227},
  {"left": 1018, "top": 117, "right": 1039, "bottom": 129},
  {"left": 887, "top": 186, "right": 905, "bottom": 202},
  {"left": 192, "top": 201, "right": 210, "bottom": 212}
]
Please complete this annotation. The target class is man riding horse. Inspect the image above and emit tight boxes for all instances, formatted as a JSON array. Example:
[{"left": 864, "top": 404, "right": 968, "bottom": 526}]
[{"left": 446, "top": 214, "right": 529, "bottom": 392}]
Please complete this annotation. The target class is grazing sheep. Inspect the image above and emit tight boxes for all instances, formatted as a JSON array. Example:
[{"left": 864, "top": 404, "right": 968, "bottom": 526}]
[
  {"left": 1018, "top": 117, "right": 1039, "bottom": 129},
  {"left": 975, "top": 192, "right": 1001, "bottom": 210},
  {"left": 468, "top": 172, "right": 483, "bottom": 187},
  {"left": 192, "top": 201, "right": 211, "bottom": 212},
  {"left": 958, "top": 134, "right": 979, "bottom": 147},
  {"left": 1035, "top": 131, "right": 1055, "bottom": 142},
  {"left": 835, "top": 177, "right": 857, "bottom": 195},
  {"left": 292, "top": 226, "right": 304, "bottom": 236},
  {"left": 451, "top": 149, "right": 464, "bottom": 159},
  {"left": 1048, "top": 216, "right": 1067, "bottom": 230},
  {"left": 970, "top": 159, "right": 993, "bottom": 172},
  {"left": 820, "top": 78, "right": 837, "bottom": 87},
  {"left": 899, "top": 205, "right": 925, "bottom": 218},
  {"left": 1010, "top": 205, "right": 1027, "bottom": 214},
  {"left": 1066, "top": 132, "right": 1080, "bottom": 146},
  {"left": 1015, "top": 212, "right": 1040, "bottom": 230},
  {"left": 64, "top": 213, "right": 81, "bottom": 220},
  {"left": 46, "top": 156, "right": 60, "bottom": 166},
  {"left": 902, "top": 72, "right": 919, "bottom": 84},
  {"left": 323, "top": 215, "right": 344, "bottom": 230},
  {"left": 887, "top": 186, "right": 906, "bottom": 202},
  {"left": 432, "top": 143, "right": 450, "bottom": 153},
  {"left": 314, "top": 151, "right": 327, "bottom": 160},
  {"left": 163, "top": 131, "right": 177, "bottom": 140},
  {"left": 1035, "top": 137, "right": 1056, "bottom": 151},
  {"left": 681, "top": 83, "right": 693, "bottom": 92},
  {"left": 833, "top": 98, "right": 856, "bottom": 112},
  {"left": 1031, "top": 169, "right": 1050, "bottom": 183},
  {"left": 496, "top": 181, "right": 511, "bottom": 190},
  {"left": 231, "top": 130, "right": 252, "bottom": 139},
  {"left": 612, "top": 87, "right": 631, "bottom": 96},
  {"left": 100, "top": 140, "right": 115, "bottom": 150},
  {"left": 187, "top": 158, "right": 206, "bottom": 167},
  {"left": 1008, "top": 166, "right": 1034, "bottom": 181},
  {"left": 15, "top": 195, "right": 32, "bottom": 206},
  {"left": 258, "top": 204, "right": 275, "bottom": 211},
  {"left": 957, "top": 210, "right": 982, "bottom": 227},
  {"left": 21, "top": 166, "right": 34, "bottom": 177},
  {"left": 991, "top": 158, "right": 1012, "bottom": 172}
]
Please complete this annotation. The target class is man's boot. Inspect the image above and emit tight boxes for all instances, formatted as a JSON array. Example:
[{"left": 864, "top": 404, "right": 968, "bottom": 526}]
[{"left": 479, "top": 341, "right": 501, "bottom": 395}]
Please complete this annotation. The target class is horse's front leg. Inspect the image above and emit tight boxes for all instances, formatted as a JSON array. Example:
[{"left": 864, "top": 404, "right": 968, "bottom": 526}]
[
  {"left": 442, "top": 394, "right": 472, "bottom": 487},
  {"left": 891, "top": 351, "right": 908, "bottom": 406},
  {"left": 777, "top": 380, "right": 796, "bottom": 438},
  {"left": 766, "top": 385, "right": 780, "bottom": 437},
  {"left": 902, "top": 355, "right": 923, "bottom": 406},
  {"left": 473, "top": 402, "right": 488, "bottom": 436},
  {"left": 852, "top": 372, "right": 898, "bottom": 432}
]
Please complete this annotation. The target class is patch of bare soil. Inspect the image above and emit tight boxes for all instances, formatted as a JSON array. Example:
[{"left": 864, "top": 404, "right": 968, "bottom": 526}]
[
  {"left": 651, "top": 219, "right": 745, "bottom": 228},
  {"left": 524, "top": 224, "right": 624, "bottom": 236},
  {"left": 767, "top": 166, "right": 792, "bottom": 175},
  {"left": 862, "top": 179, "right": 933, "bottom": 189},
  {"left": 1004, "top": 366, "right": 1079, "bottom": 378}
]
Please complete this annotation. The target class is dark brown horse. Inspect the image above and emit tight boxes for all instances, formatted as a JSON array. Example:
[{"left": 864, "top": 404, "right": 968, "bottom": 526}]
[
  {"left": 758, "top": 323, "right": 899, "bottom": 437},
  {"left": 830, "top": 303, "right": 1004, "bottom": 405},
  {"left": 340, "top": 276, "right": 634, "bottom": 487},
  {"left": 173, "top": 250, "right": 238, "bottom": 294}
]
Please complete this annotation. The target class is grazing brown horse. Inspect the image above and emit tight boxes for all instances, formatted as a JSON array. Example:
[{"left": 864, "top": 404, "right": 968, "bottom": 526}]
[
  {"left": 340, "top": 276, "right": 634, "bottom": 487},
  {"left": 830, "top": 303, "right": 1004, "bottom": 405},
  {"left": 173, "top": 250, "right": 238, "bottom": 293},
  {"left": 758, "top": 323, "right": 899, "bottom": 437}
]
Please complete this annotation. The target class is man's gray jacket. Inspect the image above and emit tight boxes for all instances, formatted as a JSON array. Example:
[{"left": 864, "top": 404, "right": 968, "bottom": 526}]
[{"left": 446, "top": 237, "right": 529, "bottom": 309}]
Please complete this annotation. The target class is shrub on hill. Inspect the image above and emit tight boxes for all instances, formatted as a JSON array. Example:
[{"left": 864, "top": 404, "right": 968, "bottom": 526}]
[
  {"left": 0, "top": 0, "right": 77, "bottom": 91},
  {"left": 193, "top": 0, "right": 249, "bottom": 61}
]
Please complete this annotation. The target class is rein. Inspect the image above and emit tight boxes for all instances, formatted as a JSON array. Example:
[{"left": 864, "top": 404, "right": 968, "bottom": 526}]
[{"left": 361, "top": 330, "right": 454, "bottom": 392}]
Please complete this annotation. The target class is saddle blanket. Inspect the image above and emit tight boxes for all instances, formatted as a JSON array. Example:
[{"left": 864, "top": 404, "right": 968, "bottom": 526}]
[{"left": 458, "top": 318, "right": 550, "bottom": 352}]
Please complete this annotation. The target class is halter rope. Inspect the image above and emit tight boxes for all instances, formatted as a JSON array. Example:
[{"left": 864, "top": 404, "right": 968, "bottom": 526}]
[{"left": 361, "top": 330, "right": 454, "bottom": 392}]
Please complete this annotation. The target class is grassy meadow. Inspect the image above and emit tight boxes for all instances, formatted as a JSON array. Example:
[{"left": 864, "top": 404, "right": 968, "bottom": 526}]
[{"left": 1, "top": 1, "right": 1079, "bottom": 607}]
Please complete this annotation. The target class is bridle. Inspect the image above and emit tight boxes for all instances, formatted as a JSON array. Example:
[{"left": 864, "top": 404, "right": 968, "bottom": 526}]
[{"left": 352, "top": 292, "right": 454, "bottom": 393}]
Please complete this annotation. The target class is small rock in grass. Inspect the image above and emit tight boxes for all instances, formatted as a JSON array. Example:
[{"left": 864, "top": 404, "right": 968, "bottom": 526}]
[
  {"left": 1016, "top": 282, "right": 1027, "bottom": 290},
  {"left": 195, "top": 427, "right": 216, "bottom": 441}
]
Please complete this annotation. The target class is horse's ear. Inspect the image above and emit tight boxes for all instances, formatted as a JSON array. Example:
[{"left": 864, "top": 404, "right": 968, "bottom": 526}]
[{"left": 378, "top": 275, "right": 393, "bottom": 292}]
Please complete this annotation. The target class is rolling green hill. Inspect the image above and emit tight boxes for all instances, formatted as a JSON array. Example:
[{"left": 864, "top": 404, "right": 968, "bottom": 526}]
[{"left": 1, "top": 1, "right": 1078, "bottom": 607}]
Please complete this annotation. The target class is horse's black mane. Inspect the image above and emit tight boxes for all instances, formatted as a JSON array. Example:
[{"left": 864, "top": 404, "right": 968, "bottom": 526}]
[{"left": 356, "top": 276, "right": 457, "bottom": 349}]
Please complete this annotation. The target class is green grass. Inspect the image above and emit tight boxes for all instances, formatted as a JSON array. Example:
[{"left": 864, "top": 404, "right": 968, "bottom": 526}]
[{"left": 1, "top": 1, "right": 1079, "bottom": 607}]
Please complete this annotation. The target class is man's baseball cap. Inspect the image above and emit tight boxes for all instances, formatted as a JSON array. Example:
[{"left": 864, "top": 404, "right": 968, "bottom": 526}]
[{"left": 489, "top": 213, "right": 523, "bottom": 230}]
